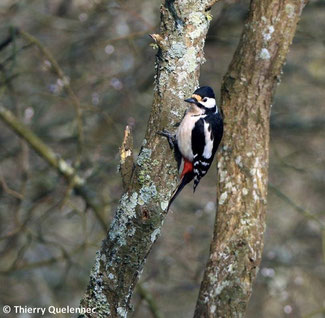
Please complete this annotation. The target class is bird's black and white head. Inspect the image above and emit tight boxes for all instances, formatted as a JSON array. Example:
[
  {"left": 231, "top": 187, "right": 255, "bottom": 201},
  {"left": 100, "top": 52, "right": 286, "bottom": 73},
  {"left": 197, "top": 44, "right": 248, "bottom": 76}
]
[{"left": 184, "top": 86, "right": 217, "bottom": 113}]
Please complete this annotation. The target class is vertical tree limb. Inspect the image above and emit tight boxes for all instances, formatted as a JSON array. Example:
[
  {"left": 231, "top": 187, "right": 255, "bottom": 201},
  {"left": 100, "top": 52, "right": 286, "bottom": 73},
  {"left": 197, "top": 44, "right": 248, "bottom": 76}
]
[
  {"left": 80, "top": 0, "right": 221, "bottom": 316},
  {"left": 194, "top": 0, "right": 308, "bottom": 317}
]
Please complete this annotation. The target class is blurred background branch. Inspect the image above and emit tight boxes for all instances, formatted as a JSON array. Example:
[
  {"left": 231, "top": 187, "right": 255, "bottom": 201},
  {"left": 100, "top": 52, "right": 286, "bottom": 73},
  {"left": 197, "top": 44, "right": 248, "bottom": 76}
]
[
  {"left": 0, "top": 105, "right": 107, "bottom": 231},
  {"left": 19, "top": 28, "right": 84, "bottom": 163}
]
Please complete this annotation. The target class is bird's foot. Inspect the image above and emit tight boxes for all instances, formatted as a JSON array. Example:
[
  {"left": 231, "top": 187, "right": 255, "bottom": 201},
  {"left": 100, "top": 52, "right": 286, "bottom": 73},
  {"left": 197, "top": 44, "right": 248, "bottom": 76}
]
[{"left": 157, "top": 129, "right": 176, "bottom": 149}]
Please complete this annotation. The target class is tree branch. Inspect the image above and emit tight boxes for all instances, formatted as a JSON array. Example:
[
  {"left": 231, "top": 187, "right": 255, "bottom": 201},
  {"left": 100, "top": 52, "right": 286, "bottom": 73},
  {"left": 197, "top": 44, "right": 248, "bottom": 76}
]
[
  {"left": 80, "top": 0, "right": 218, "bottom": 316},
  {"left": 0, "top": 27, "right": 18, "bottom": 51},
  {"left": 194, "top": 0, "right": 309, "bottom": 317},
  {"left": 0, "top": 105, "right": 107, "bottom": 232},
  {"left": 0, "top": 168, "right": 24, "bottom": 200},
  {"left": 19, "top": 29, "right": 84, "bottom": 161},
  {"left": 269, "top": 183, "right": 324, "bottom": 229},
  {"left": 136, "top": 283, "right": 162, "bottom": 318}
]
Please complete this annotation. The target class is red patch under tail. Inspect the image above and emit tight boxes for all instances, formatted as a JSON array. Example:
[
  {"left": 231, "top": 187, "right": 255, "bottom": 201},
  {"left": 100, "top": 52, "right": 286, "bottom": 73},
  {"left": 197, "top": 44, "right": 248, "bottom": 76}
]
[
  {"left": 181, "top": 159, "right": 193, "bottom": 179},
  {"left": 167, "top": 159, "right": 194, "bottom": 211}
]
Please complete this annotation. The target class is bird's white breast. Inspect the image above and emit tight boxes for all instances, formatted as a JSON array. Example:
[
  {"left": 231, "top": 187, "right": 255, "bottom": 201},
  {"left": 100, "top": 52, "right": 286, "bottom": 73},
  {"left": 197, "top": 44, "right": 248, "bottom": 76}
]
[{"left": 176, "top": 106, "right": 203, "bottom": 161}]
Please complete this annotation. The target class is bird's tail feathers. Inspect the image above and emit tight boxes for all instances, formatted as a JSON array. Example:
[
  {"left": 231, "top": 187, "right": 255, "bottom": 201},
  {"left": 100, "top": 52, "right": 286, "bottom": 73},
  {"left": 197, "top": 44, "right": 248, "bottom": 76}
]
[
  {"left": 193, "top": 175, "right": 201, "bottom": 192},
  {"left": 167, "top": 172, "right": 194, "bottom": 211}
]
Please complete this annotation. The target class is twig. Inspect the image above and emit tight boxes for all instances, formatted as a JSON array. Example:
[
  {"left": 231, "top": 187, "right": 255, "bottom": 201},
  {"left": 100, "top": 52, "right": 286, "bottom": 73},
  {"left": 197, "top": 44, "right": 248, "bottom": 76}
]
[
  {"left": 59, "top": 177, "right": 78, "bottom": 209},
  {"left": 1, "top": 243, "right": 86, "bottom": 274},
  {"left": 136, "top": 283, "right": 163, "bottom": 318},
  {"left": 322, "top": 230, "right": 325, "bottom": 266},
  {"left": 1, "top": 43, "right": 33, "bottom": 65},
  {"left": 0, "top": 105, "right": 108, "bottom": 232},
  {"left": 269, "top": 183, "right": 324, "bottom": 230},
  {"left": 118, "top": 5, "right": 154, "bottom": 30},
  {"left": 205, "top": 0, "right": 222, "bottom": 10},
  {"left": 302, "top": 307, "right": 325, "bottom": 318},
  {"left": 0, "top": 170, "right": 24, "bottom": 200},
  {"left": 18, "top": 29, "right": 84, "bottom": 162},
  {"left": 105, "top": 30, "right": 155, "bottom": 45},
  {"left": 269, "top": 183, "right": 325, "bottom": 266},
  {"left": 0, "top": 27, "right": 19, "bottom": 51},
  {"left": 0, "top": 192, "right": 52, "bottom": 243}
]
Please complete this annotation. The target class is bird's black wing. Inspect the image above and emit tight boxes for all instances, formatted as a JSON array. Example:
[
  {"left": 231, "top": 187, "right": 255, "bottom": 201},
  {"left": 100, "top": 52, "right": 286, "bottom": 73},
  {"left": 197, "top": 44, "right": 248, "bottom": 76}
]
[
  {"left": 191, "top": 113, "right": 223, "bottom": 191},
  {"left": 210, "top": 113, "right": 223, "bottom": 155},
  {"left": 191, "top": 117, "right": 211, "bottom": 191}
]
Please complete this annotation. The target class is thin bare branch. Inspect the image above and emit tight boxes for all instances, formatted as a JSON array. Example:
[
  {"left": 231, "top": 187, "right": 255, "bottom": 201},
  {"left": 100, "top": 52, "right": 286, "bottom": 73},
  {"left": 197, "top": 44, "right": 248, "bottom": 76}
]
[
  {"left": 136, "top": 283, "right": 163, "bottom": 318},
  {"left": 19, "top": 29, "right": 84, "bottom": 162},
  {"left": 302, "top": 307, "right": 325, "bottom": 318},
  {"left": 0, "top": 243, "right": 86, "bottom": 274},
  {"left": 269, "top": 183, "right": 324, "bottom": 230},
  {"left": 0, "top": 105, "right": 108, "bottom": 232},
  {"left": 0, "top": 170, "right": 24, "bottom": 200}
]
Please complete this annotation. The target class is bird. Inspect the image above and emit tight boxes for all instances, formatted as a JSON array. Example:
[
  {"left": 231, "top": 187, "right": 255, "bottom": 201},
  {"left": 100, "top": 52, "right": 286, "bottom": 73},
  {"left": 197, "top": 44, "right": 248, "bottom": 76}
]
[{"left": 158, "top": 86, "right": 223, "bottom": 210}]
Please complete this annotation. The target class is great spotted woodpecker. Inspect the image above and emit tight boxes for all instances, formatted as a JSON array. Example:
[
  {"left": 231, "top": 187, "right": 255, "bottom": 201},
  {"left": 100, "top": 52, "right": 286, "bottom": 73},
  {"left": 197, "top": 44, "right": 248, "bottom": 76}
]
[{"left": 159, "top": 86, "right": 223, "bottom": 210}]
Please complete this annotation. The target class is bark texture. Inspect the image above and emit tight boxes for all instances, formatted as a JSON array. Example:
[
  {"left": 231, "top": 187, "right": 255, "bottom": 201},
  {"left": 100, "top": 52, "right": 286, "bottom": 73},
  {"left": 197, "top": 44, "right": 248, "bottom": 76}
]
[
  {"left": 194, "top": 0, "right": 308, "bottom": 317},
  {"left": 80, "top": 1, "right": 219, "bottom": 317}
]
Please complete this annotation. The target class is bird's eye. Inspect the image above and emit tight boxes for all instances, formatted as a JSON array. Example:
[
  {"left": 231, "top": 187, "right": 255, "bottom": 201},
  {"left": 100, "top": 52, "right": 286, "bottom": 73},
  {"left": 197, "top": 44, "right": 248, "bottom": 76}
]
[{"left": 203, "top": 98, "right": 208, "bottom": 102}]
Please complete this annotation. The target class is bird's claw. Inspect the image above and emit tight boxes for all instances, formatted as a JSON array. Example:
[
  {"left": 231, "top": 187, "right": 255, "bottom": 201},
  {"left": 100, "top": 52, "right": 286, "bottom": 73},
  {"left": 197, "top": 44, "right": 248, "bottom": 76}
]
[{"left": 157, "top": 129, "right": 176, "bottom": 149}]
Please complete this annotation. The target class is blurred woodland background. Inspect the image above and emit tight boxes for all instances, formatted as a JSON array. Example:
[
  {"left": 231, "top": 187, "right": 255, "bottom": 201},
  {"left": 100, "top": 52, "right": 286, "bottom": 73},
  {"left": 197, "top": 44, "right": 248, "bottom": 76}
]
[{"left": 0, "top": 0, "right": 324, "bottom": 317}]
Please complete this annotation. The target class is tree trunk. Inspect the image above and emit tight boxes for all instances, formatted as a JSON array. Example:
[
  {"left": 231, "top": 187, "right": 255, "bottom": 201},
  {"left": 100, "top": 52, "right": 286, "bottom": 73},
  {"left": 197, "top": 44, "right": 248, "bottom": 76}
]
[
  {"left": 194, "top": 0, "right": 308, "bottom": 317},
  {"left": 80, "top": 0, "right": 219, "bottom": 317}
]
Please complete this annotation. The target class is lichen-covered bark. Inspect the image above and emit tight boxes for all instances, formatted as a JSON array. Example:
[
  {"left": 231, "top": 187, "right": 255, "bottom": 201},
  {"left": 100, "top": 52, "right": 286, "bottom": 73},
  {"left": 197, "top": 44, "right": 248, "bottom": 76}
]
[
  {"left": 80, "top": 1, "right": 219, "bottom": 317},
  {"left": 194, "top": 1, "right": 308, "bottom": 317}
]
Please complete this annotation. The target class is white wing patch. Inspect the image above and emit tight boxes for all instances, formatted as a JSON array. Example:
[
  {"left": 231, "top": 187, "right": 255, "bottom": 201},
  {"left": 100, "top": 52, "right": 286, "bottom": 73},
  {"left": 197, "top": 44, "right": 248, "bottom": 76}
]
[{"left": 202, "top": 121, "right": 214, "bottom": 159}]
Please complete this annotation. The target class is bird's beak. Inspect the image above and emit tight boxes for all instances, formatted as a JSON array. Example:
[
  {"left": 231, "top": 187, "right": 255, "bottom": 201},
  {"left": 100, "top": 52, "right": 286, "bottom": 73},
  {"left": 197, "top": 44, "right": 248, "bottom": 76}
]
[{"left": 184, "top": 98, "right": 198, "bottom": 104}]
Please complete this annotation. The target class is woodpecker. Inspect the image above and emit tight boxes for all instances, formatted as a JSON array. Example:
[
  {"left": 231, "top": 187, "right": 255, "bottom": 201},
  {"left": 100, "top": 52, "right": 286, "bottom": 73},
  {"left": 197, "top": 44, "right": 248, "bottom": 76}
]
[{"left": 159, "top": 86, "right": 223, "bottom": 210}]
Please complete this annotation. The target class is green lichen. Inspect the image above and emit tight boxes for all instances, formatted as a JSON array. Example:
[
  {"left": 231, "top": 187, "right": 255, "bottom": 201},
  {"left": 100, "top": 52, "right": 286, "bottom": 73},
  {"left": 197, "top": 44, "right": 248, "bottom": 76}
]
[
  {"left": 86, "top": 251, "right": 111, "bottom": 316},
  {"left": 215, "top": 280, "right": 232, "bottom": 296},
  {"left": 117, "top": 307, "right": 127, "bottom": 318},
  {"left": 151, "top": 228, "right": 161, "bottom": 242},
  {"left": 189, "top": 11, "right": 204, "bottom": 25},
  {"left": 181, "top": 47, "right": 198, "bottom": 73},
  {"left": 109, "top": 192, "right": 139, "bottom": 245},
  {"left": 170, "top": 42, "right": 187, "bottom": 58},
  {"left": 139, "top": 184, "right": 157, "bottom": 204},
  {"left": 108, "top": 273, "right": 115, "bottom": 280},
  {"left": 121, "top": 192, "right": 138, "bottom": 218},
  {"left": 160, "top": 200, "right": 169, "bottom": 211},
  {"left": 136, "top": 148, "right": 152, "bottom": 166},
  {"left": 259, "top": 48, "right": 270, "bottom": 60},
  {"left": 136, "top": 148, "right": 153, "bottom": 185},
  {"left": 137, "top": 196, "right": 145, "bottom": 206},
  {"left": 137, "top": 172, "right": 146, "bottom": 184},
  {"left": 219, "top": 192, "right": 228, "bottom": 205},
  {"left": 285, "top": 4, "right": 295, "bottom": 18}
]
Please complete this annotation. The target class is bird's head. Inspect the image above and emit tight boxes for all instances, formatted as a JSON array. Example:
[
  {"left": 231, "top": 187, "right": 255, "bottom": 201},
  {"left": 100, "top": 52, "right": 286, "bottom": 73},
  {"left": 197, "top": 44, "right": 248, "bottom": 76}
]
[{"left": 184, "top": 86, "right": 217, "bottom": 113}]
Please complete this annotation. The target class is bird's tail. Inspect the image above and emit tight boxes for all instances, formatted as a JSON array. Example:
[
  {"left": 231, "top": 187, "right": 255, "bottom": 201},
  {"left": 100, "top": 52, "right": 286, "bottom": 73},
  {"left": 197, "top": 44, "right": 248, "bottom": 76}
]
[{"left": 167, "top": 172, "right": 194, "bottom": 211}]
